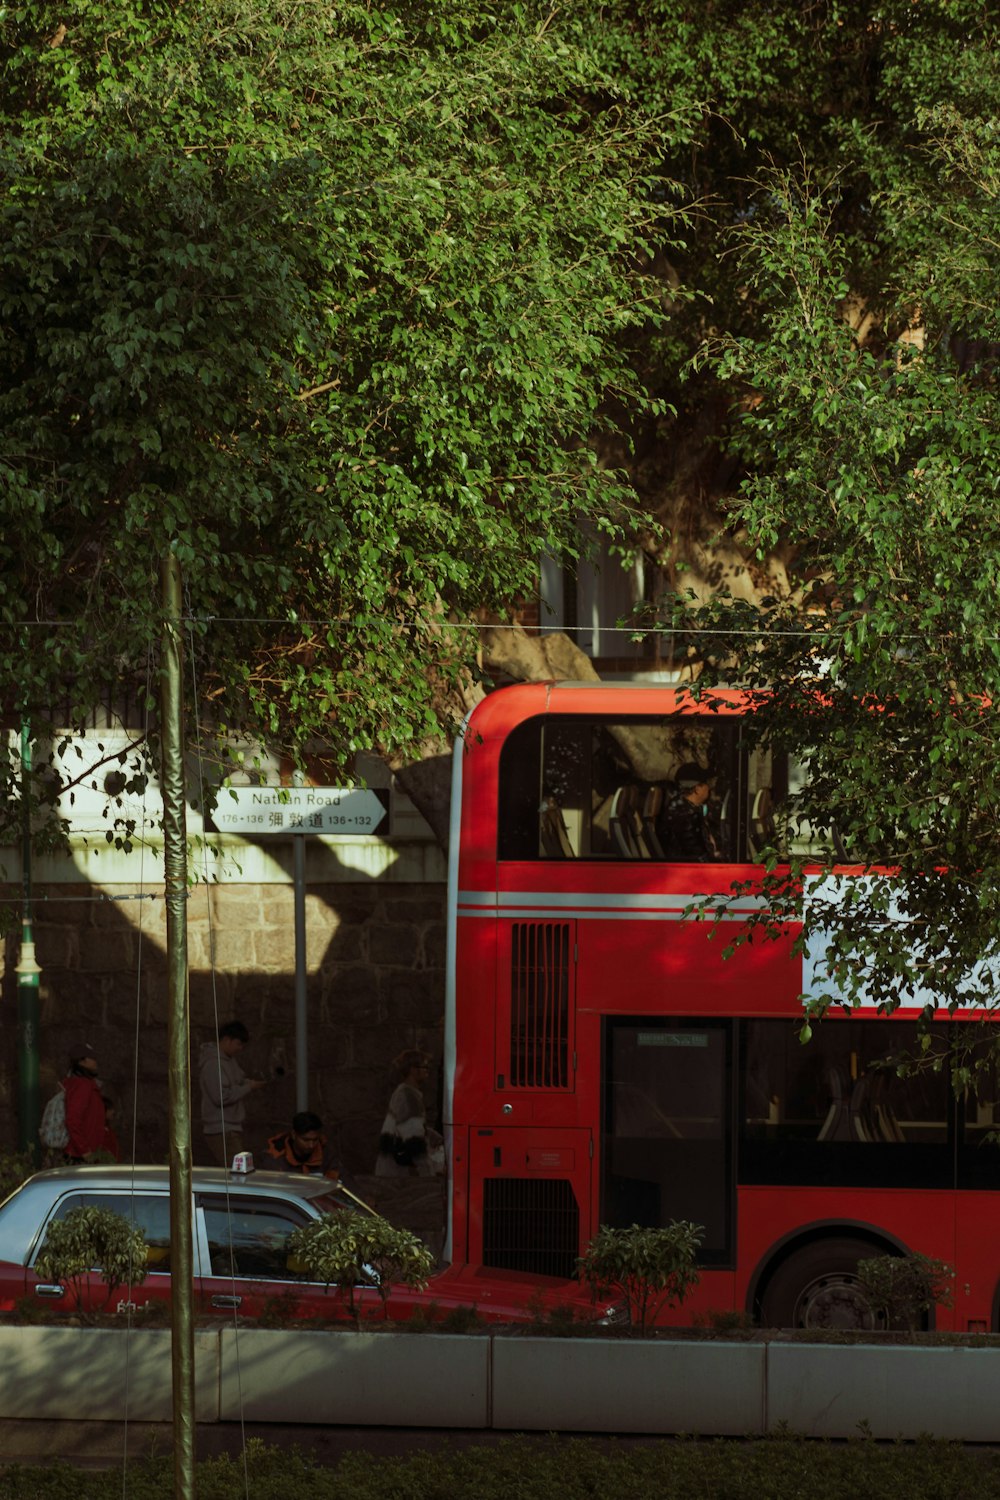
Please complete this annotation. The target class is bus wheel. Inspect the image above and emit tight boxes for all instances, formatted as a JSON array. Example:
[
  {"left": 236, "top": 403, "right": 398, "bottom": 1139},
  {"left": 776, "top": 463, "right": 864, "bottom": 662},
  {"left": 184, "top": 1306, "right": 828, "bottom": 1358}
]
[{"left": 759, "top": 1238, "right": 885, "bottom": 1331}]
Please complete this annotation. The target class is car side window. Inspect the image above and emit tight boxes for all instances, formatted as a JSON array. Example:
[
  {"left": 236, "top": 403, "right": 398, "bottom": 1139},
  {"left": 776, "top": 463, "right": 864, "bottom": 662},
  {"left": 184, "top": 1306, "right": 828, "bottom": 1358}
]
[
  {"left": 41, "top": 1192, "right": 172, "bottom": 1274},
  {"left": 199, "top": 1196, "right": 311, "bottom": 1281}
]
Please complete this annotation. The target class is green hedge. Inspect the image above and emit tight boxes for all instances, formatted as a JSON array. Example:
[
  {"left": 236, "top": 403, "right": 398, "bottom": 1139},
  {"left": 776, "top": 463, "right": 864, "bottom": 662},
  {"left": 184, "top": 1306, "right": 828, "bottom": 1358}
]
[{"left": 3, "top": 1436, "right": 1000, "bottom": 1499}]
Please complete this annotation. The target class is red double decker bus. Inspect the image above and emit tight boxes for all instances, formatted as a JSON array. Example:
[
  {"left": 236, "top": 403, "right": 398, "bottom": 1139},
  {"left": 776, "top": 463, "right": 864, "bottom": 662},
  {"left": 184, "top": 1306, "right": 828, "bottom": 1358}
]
[{"left": 443, "top": 681, "right": 1000, "bottom": 1329}]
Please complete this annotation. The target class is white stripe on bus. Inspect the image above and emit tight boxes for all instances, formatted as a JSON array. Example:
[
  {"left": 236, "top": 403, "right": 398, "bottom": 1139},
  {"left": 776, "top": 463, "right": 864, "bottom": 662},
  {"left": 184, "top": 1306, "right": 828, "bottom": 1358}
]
[{"left": 457, "top": 889, "right": 767, "bottom": 920}]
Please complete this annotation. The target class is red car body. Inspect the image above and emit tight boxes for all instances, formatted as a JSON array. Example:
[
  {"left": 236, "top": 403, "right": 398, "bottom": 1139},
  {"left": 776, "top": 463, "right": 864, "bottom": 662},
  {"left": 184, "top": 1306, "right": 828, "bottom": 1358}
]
[{"left": 0, "top": 1165, "right": 610, "bottom": 1325}]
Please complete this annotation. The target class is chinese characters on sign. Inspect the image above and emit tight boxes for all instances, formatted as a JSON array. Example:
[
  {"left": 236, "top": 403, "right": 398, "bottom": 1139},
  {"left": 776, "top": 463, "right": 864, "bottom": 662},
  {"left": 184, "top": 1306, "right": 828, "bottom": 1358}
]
[{"left": 211, "top": 787, "right": 390, "bottom": 837}]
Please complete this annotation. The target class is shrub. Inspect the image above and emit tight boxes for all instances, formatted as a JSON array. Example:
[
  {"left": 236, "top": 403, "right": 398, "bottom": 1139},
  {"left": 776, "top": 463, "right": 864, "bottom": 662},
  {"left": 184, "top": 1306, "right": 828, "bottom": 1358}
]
[
  {"left": 4, "top": 1433, "right": 1000, "bottom": 1499},
  {"left": 856, "top": 1252, "right": 955, "bottom": 1334},
  {"left": 9, "top": 1294, "right": 53, "bottom": 1325},
  {"left": 256, "top": 1288, "right": 307, "bottom": 1327},
  {"left": 0, "top": 1150, "right": 36, "bottom": 1205},
  {"left": 577, "top": 1221, "right": 702, "bottom": 1335},
  {"left": 522, "top": 1291, "right": 601, "bottom": 1336},
  {"left": 438, "top": 1302, "right": 484, "bottom": 1334},
  {"left": 403, "top": 1301, "right": 484, "bottom": 1334},
  {"left": 286, "top": 1210, "right": 435, "bottom": 1324},
  {"left": 694, "top": 1306, "right": 756, "bottom": 1335},
  {"left": 34, "top": 1206, "right": 149, "bottom": 1316}
]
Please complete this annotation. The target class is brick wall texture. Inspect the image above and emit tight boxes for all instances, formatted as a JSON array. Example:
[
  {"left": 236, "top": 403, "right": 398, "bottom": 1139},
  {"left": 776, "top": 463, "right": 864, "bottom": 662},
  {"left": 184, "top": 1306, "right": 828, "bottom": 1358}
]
[{"left": 0, "top": 880, "right": 446, "bottom": 1178}]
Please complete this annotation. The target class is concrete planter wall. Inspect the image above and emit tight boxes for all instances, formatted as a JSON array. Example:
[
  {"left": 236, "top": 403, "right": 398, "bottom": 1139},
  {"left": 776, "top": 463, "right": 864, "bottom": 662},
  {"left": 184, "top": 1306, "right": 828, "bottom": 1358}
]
[
  {"left": 218, "top": 1328, "right": 490, "bottom": 1427},
  {"left": 492, "top": 1336, "right": 765, "bottom": 1436},
  {"left": 0, "top": 1327, "right": 219, "bottom": 1421},
  {"left": 3, "top": 1326, "right": 1000, "bottom": 1440},
  {"left": 768, "top": 1343, "right": 1000, "bottom": 1442}
]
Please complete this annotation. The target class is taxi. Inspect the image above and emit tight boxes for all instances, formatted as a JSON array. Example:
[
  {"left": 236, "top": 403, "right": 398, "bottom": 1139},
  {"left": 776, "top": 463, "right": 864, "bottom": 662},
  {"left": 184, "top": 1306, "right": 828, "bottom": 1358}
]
[{"left": 0, "top": 1163, "right": 610, "bottom": 1324}]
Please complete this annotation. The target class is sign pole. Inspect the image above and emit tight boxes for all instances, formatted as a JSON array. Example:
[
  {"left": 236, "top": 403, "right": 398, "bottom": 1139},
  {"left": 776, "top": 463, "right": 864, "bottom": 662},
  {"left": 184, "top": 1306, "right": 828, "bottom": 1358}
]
[
  {"left": 160, "top": 551, "right": 196, "bottom": 1500},
  {"left": 292, "top": 768, "right": 308, "bottom": 1112},
  {"left": 293, "top": 829, "right": 308, "bottom": 1112},
  {"left": 210, "top": 779, "right": 391, "bottom": 1116}
]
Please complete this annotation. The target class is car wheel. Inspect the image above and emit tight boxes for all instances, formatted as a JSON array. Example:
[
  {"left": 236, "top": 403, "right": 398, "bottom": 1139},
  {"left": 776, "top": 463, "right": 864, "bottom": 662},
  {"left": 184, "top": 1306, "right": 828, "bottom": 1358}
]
[{"left": 758, "top": 1238, "right": 886, "bottom": 1331}]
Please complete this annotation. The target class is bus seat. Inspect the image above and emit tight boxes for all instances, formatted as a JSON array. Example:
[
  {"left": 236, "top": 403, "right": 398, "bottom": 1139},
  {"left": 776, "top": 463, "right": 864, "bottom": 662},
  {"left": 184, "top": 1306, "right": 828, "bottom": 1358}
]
[
  {"left": 716, "top": 789, "right": 731, "bottom": 848},
  {"left": 818, "top": 1066, "right": 851, "bottom": 1141},
  {"left": 539, "top": 798, "right": 575, "bottom": 858},
  {"left": 589, "top": 792, "right": 614, "bottom": 855},
  {"left": 848, "top": 1075, "right": 876, "bottom": 1142},
  {"left": 869, "top": 1071, "right": 905, "bottom": 1142},
  {"left": 642, "top": 787, "right": 666, "bottom": 858},
  {"left": 610, "top": 786, "right": 648, "bottom": 859},
  {"left": 609, "top": 788, "right": 638, "bottom": 857},
  {"left": 832, "top": 824, "right": 851, "bottom": 862},
  {"left": 749, "top": 787, "right": 776, "bottom": 858}
]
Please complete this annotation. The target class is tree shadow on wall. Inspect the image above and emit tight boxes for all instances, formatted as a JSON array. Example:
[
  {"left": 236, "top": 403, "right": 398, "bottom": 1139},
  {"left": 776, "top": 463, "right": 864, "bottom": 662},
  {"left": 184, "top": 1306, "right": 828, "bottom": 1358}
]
[{"left": 0, "top": 804, "right": 448, "bottom": 1184}]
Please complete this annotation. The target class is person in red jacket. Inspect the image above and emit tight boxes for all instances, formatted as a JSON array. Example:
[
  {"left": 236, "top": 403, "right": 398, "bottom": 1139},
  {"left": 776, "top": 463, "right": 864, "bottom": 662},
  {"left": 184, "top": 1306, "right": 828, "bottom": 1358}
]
[
  {"left": 62, "top": 1044, "right": 106, "bottom": 1163},
  {"left": 100, "top": 1095, "right": 121, "bottom": 1163}
]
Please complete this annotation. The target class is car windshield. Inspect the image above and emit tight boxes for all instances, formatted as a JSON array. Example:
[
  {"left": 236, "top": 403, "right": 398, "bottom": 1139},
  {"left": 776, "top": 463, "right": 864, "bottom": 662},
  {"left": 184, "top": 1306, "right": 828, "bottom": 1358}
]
[
  {"left": 311, "top": 1188, "right": 377, "bottom": 1218},
  {"left": 310, "top": 1192, "right": 343, "bottom": 1216}
]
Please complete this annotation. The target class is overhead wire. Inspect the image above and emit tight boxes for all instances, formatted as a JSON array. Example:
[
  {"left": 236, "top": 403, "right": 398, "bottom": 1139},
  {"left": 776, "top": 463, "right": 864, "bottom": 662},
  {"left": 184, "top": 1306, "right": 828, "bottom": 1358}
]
[
  {"left": 0, "top": 893, "right": 162, "bottom": 906},
  {"left": 186, "top": 589, "right": 253, "bottom": 1500},
  {"left": 0, "top": 616, "right": 982, "bottom": 641}
]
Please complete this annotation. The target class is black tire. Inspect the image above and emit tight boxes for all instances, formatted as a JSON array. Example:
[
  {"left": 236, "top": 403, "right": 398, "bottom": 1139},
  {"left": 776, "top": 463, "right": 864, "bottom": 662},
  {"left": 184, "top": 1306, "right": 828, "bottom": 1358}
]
[{"left": 758, "top": 1237, "right": 887, "bottom": 1331}]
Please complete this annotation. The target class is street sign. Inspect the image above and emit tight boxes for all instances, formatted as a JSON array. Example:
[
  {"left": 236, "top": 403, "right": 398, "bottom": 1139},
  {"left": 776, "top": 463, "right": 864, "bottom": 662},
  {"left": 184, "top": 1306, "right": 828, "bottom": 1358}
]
[{"left": 211, "top": 786, "right": 390, "bottom": 837}]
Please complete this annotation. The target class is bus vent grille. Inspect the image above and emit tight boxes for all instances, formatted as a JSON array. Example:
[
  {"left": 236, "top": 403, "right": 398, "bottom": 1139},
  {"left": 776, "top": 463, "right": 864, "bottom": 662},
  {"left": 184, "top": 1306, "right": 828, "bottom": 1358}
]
[
  {"left": 482, "top": 1177, "right": 579, "bottom": 1280},
  {"left": 510, "top": 922, "right": 570, "bottom": 1088}
]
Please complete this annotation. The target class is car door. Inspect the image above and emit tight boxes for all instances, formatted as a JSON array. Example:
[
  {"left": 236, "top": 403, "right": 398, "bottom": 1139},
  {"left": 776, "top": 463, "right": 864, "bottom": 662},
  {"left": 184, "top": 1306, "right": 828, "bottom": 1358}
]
[
  {"left": 0, "top": 1260, "right": 26, "bottom": 1312},
  {"left": 26, "top": 1190, "right": 175, "bottom": 1315},
  {"left": 196, "top": 1192, "right": 377, "bottom": 1321}
]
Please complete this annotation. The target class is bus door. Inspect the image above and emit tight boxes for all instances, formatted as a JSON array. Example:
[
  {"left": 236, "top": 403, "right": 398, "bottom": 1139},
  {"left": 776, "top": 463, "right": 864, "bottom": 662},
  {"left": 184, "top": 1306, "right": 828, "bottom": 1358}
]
[
  {"left": 468, "top": 1126, "right": 592, "bottom": 1281},
  {"left": 603, "top": 1019, "right": 733, "bottom": 1267}
]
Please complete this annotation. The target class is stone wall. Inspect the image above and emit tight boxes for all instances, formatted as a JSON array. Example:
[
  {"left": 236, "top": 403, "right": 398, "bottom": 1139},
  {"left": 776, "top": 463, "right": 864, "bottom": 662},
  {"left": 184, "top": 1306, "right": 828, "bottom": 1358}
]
[{"left": 0, "top": 875, "right": 447, "bottom": 1177}]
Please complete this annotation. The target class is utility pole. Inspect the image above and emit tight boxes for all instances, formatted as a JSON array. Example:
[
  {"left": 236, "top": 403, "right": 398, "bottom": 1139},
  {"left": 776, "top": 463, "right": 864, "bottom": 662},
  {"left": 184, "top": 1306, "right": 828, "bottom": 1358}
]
[
  {"left": 160, "top": 551, "right": 196, "bottom": 1500},
  {"left": 16, "top": 721, "right": 40, "bottom": 1158}
]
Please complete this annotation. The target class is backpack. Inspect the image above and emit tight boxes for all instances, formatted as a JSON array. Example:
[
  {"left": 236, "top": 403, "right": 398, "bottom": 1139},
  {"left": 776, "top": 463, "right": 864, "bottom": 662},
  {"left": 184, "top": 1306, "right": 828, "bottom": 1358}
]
[{"left": 39, "top": 1086, "right": 68, "bottom": 1151}]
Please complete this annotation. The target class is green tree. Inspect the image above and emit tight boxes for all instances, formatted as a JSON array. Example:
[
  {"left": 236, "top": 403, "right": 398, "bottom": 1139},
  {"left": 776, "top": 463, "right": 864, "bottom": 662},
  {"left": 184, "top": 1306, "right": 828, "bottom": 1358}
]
[
  {"left": 604, "top": 1, "right": 1000, "bottom": 1040},
  {"left": 0, "top": 0, "right": 687, "bottom": 850}
]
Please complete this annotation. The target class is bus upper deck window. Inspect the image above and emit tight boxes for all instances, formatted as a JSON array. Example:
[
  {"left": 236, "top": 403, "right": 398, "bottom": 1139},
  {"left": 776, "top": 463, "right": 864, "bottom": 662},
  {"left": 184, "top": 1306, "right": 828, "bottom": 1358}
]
[{"left": 497, "top": 713, "right": 789, "bottom": 864}]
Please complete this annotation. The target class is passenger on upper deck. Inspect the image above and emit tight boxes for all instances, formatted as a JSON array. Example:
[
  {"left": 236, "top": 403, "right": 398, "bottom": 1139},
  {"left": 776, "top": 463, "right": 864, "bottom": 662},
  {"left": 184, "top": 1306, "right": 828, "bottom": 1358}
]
[{"left": 659, "top": 763, "right": 719, "bottom": 862}]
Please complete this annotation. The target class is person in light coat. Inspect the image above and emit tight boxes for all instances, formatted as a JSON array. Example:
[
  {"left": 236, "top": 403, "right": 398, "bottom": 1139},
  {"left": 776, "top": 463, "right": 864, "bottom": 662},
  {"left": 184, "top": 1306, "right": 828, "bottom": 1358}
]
[
  {"left": 198, "top": 1020, "right": 266, "bottom": 1166},
  {"left": 375, "top": 1050, "right": 444, "bottom": 1178}
]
